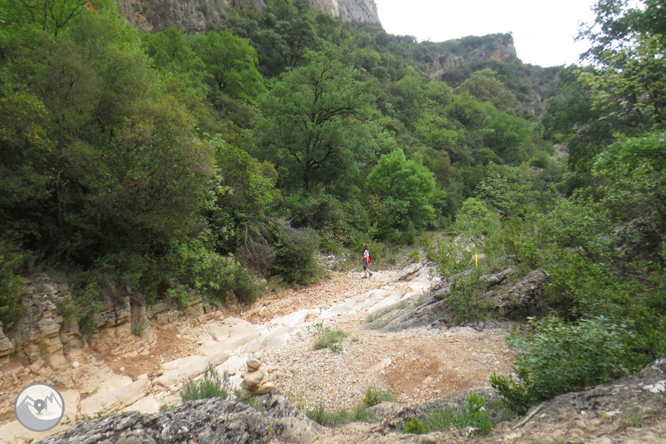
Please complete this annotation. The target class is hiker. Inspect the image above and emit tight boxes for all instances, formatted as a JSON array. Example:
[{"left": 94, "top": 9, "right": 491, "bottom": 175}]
[{"left": 362, "top": 244, "right": 373, "bottom": 279}]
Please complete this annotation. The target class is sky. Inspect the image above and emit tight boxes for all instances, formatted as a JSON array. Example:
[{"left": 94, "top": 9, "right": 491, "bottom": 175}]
[{"left": 376, "top": 0, "right": 599, "bottom": 67}]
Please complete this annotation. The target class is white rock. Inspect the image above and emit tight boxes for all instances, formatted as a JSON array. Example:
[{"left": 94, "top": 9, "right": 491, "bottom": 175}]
[{"left": 80, "top": 374, "right": 150, "bottom": 417}]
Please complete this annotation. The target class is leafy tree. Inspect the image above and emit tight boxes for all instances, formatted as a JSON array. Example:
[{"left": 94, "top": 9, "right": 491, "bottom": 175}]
[
  {"left": 0, "top": 72, "right": 53, "bottom": 241},
  {"left": 141, "top": 27, "right": 206, "bottom": 93},
  {"left": 455, "top": 75, "right": 517, "bottom": 112},
  {"left": 0, "top": 0, "right": 113, "bottom": 39},
  {"left": 192, "top": 30, "right": 265, "bottom": 102},
  {"left": 257, "top": 51, "right": 375, "bottom": 191},
  {"left": 481, "top": 112, "right": 532, "bottom": 164},
  {"left": 579, "top": 0, "right": 666, "bottom": 125},
  {"left": 365, "top": 149, "right": 439, "bottom": 240},
  {"left": 206, "top": 138, "right": 281, "bottom": 262},
  {"left": 257, "top": 10, "right": 322, "bottom": 76}
]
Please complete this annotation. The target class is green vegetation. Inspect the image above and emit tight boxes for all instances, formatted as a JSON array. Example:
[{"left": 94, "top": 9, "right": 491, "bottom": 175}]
[
  {"left": 362, "top": 387, "right": 395, "bottom": 407},
  {"left": 0, "top": 251, "right": 24, "bottom": 329},
  {"left": 444, "top": 269, "right": 495, "bottom": 323},
  {"left": 311, "top": 323, "right": 348, "bottom": 353},
  {"left": 490, "top": 317, "right": 639, "bottom": 415},
  {"left": 306, "top": 403, "right": 376, "bottom": 426},
  {"left": 180, "top": 365, "right": 230, "bottom": 402},
  {"left": 400, "top": 392, "right": 505, "bottom": 436},
  {"left": 0, "top": 0, "right": 562, "bottom": 329}
]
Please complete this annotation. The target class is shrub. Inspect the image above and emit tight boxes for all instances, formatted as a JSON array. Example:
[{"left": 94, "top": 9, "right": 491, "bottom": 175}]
[
  {"left": 444, "top": 269, "right": 494, "bottom": 323},
  {"left": 180, "top": 364, "right": 229, "bottom": 402},
  {"left": 363, "top": 387, "right": 395, "bottom": 406},
  {"left": 490, "top": 316, "right": 640, "bottom": 415},
  {"left": 270, "top": 225, "right": 322, "bottom": 285},
  {"left": 231, "top": 267, "right": 259, "bottom": 304}
]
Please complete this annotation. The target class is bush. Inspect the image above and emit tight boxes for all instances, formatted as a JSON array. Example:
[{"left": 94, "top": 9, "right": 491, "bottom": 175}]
[
  {"left": 444, "top": 268, "right": 494, "bottom": 323},
  {"left": 490, "top": 316, "right": 640, "bottom": 415},
  {"left": 270, "top": 225, "right": 322, "bottom": 285},
  {"left": 231, "top": 267, "right": 259, "bottom": 304},
  {"left": 180, "top": 364, "right": 229, "bottom": 402}
]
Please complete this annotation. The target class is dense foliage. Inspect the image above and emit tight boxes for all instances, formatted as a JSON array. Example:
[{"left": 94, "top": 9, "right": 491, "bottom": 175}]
[{"left": 0, "top": 0, "right": 663, "bottom": 418}]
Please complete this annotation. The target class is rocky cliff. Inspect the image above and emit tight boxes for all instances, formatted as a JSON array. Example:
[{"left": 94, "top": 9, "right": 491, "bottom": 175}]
[{"left": 116, "top": 0, "right": 379, "bottom": 33}]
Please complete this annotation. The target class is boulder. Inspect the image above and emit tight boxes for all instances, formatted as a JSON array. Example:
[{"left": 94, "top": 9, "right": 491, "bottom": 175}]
[{"left": 477, "top": 270, "right": 548, "bottom": 319}]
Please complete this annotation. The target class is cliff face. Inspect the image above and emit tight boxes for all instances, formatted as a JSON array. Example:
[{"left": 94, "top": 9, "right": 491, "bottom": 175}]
[
  {"left": 116, "top": 0, "right": 379, "bottom": 33},
  {"left": 426, "top": 34, "right": 518, "bottom": 80},
  {"left": 309, "top": 0, "right": 379, "bottom": 23}
]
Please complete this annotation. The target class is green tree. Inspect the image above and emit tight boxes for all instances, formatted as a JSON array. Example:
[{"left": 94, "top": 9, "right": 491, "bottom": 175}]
[
  {"left": 0, "top": 72, "right": 53, "bottom": 241},
  {"left": 455, "top": 75, "right": 517, "bottom": 112},
  {"left": 365, "top": 149, "right": 439, "bottom": 239},
  {"left": 257, "top": 51, "right": 376, "bottom": 191},
  {"left": 192, "top": 30, "right": 265, "bottom": 102},
  {"left": 141, "top": 27, "right": 206, "bottom": 93},
  {"left": 0, "top": 0, "right": 113, "bottom": 39},
  {"left": 579, "top": 0, "right": 666, "bottom": 125},
  {"left": 481, "top": 112, "right": 532, "bottom": 164}
]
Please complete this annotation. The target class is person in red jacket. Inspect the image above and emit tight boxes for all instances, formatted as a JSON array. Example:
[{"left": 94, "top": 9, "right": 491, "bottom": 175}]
[{"left": 362, "top": 244, "right": 373, "bottom": 279}]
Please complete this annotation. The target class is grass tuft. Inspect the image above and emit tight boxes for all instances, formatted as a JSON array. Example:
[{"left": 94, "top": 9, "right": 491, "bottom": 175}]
[
  {"left": 180, "top": 364, "right": 229, "bottom": 402},
  {"left": 311, "top": 322, "right": 348, "bottom": 353},
  {"left": 399, "top": 392, "right": 498, "bottom": 436},
  {"left": 362, "top": 387, "right": 395, "bottom": 406}
]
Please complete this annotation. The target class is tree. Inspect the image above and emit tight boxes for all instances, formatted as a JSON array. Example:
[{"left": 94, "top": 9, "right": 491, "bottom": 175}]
[
  {"left": 0, "top": 71, "right": 53, "bottom": 242},
  {"left": 257, "top": 52, "right": 375, "bottom": 191},
  {"left": 192, "top": 30, "right": 265, "bottom": 102},
  {"left": 481, "top": 112, "right": 532, "bottom": 164},
  {"left": 365, "top": 149, "right": 439, "bottom": 239},
  {"left": 455, "top": 74, "right": 517, "bottom": 112},
  {"left": 0, "top": 0, "right": 113, "bottom": 39},
  {"left": 141, "top": 27, "right": 206, "bottom": 93},
  {"left": 579, "top": 0, "right": 666, "bottom": 125}
]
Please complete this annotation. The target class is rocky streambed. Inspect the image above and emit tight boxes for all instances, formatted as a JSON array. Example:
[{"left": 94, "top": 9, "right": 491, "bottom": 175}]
[{"left": 0, "top": 261, "right": 664, "bottom": 444}]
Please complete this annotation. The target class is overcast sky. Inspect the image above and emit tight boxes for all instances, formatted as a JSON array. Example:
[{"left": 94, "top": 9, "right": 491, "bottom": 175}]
[{"left": 376, "top": 0, "right": 599, "bottom": 67}]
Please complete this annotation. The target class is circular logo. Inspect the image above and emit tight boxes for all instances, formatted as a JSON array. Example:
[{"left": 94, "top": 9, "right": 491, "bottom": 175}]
[{"left": 14, "top": 383, "right": 65, "bottom": 432}]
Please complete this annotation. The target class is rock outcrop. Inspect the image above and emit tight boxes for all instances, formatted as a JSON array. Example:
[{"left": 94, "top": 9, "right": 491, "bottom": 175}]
[
  {"left": 477, "top": 269, "right": 547, "bottom": 319},
  {"left": 428, "top": 34, "right": 518, "bottom": 80},
  {"left": 363, "top": 269, "right": 547, "bottom": 332},
  {"left": 117, "top": 0, "right": 379, "bottom": 34},
  {"left": 480, "top": 356, "right": 666, "bottom": 443},
  {"left": 0, "top": 327, "right": 15, "bottom": 363},
  {"left": 37, "top": 394, "right": 322, "bottom": 444}
]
